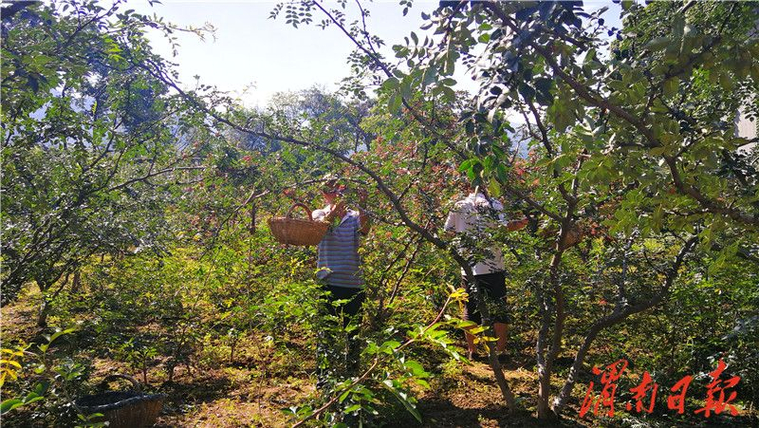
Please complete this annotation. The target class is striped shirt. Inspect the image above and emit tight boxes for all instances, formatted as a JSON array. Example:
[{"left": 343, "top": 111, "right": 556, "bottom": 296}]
[{"left": 312, "top": 208, "right": 364, "bottom": 288}]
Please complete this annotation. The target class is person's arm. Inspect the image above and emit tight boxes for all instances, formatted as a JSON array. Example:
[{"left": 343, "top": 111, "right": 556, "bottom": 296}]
[
  {"left": 358, "top": 208, "right": 371, "bottom": 235},
  {"left": 493, "top": 199, "right": 528, "bottom": 232},
  {"left": 324, "top": 201, "right": 346, "bottom": 223},
  {"left": 505, "top": 218, "right": 529, "bottom": 232},
  {"left": 357, "top": 189, "right": 371, "bottom": 235},
  {"left": 443, "top": 208, "right": 459, "bottom": 238}
]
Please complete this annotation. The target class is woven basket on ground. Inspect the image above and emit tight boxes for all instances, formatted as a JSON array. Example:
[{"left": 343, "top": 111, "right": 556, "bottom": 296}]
[
  {"left": 74, "top": 374, "right": 165, "bottom": 428},
  {"left": 268, "top": 203, "right": 329, "bottom": 246}
]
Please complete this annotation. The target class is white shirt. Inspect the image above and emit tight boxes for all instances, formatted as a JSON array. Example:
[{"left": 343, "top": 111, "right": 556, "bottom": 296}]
[
  {"left": 444, "top": 192, "right": 508, "bottom": 275},
  {"left": 311, "top": 206, "right": 356, "bottom": 225}
]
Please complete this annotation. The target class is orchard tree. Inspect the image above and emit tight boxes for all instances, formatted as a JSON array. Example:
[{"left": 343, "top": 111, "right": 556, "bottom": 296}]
[{"left": 0, "top": 0, "right": 208, "bottom": 325}]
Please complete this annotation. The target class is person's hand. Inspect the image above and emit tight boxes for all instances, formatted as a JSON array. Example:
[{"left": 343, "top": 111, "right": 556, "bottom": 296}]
[
  {"left": 507, "top": 217, "right": 530, "bottom": 232},
  {"left": 332, "top": 200, "right": 347, "bottom": 219},
  {"left": 517, "top": 218, "right": 530, "bottom": 231}
]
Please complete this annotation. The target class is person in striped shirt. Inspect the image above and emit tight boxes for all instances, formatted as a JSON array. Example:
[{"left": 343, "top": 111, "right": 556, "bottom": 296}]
[{"left": 311, "top": 176, "right": 370, "bottom": 388}]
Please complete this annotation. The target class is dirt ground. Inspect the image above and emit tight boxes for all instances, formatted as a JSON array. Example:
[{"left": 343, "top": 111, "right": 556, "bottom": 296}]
[{"left": 3, "top": 298, "right": 757, "bottom": 428}]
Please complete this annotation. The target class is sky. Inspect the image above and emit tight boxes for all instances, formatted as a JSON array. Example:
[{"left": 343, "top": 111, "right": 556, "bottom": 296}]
[{"left": 132, "top": 1, "right": 623, "bottom": 108}]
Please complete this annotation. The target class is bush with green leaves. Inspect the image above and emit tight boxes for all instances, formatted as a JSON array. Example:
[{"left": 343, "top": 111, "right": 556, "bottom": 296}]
[{"left": 1, "top": 328, "right": 95, "bottom": 426}]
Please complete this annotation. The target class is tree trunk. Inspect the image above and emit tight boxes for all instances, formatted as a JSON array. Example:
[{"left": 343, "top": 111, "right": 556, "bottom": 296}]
[
  {"left": 552, "top": 321, "right": 605, "bottom": 413},
  {"left": 250, "top": 201, "right": 257, "bottom": 233},
  {"left": 538, "top": 251, "right": 566, "bottom": 419},
  {"left": 71, "top": 270, "right": 81, "bottom": 294},
  {"left": 248, "top": 201, "right": 257, "bottom": 269},
  {"left": 537, "top": 375, "right": 555, "bottom": 419},
  {"left": 36, "top": 277, "right": 54, "bottom": 327},
  {"left": 36, "top": 271, "right": 74, "bottom": 327},
  {"left": 37, "top": 298, "right": 50, "bottom": 328},
  {"left": 535, "top": 295, "right": 554, "bottom": 419}
]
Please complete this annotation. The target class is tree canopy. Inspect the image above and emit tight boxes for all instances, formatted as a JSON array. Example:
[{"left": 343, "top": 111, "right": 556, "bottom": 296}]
[{"left": 2, "top": 0, "right": 757, "bottom": 426}]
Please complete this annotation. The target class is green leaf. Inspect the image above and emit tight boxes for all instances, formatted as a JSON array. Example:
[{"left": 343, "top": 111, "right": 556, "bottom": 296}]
[
  {"left": 381, "top": 381, "right": 422, "bottom": 423},
  {"left": 422, "top": 67, "right": 438, "bottom": 87},
  {"left": 343, "top": 404, "right": 361, "bottom": 413},
  {"left": 517, "top": 83, "right": 535, "bottom": 102},
  {"left": 382, "top": 77, "right": 399, "bottom": 91},
  {"left": 488, "top": 180, "right": 501, "bottom": 198},
  {"left": 495, "top": 164, "right": 509, "bottom": 183},
  {"left": 388, "top": 94, "right": 402, "bottom": 115},
  {"left": 456, "top": 320, "right": 478, "bottom": 329},
  {"left": 400, "top": 79, "right": 412, "bottom": 100},
  {"left": 48, "top": 328, "right": 75, "bottom": 346},
  {"left": 663, "top": 77, "right": 679, "bottom": 97},
  {"left": 23, "top": 395, "right": 44, "bottom": 406},
  {"left": 458, "top": 159, "right": 475, "bottom": 173},
  {"left": 404, "top": 359, "right": 427, "bottom": 377},
  {"left": 483, "top": 155, "right": 496, "bottom": 171},
  {"left": 645, "top": 37, "right": 670, "bottom": 52},
  {"left": 440, "top": 86, "right": 455, "bottom": 102},
  {"left": 379, "top": 340, "right": 401, "bottom": 354},
  {"left": 1, "top": 399, "right": 23, "bottom": 415},
  {"left": 467, "top": 166, "right": 479, "bottom": 182},
  {"left": 465, "top": 120, "right": 475, "bottom": 136},
  {"left": 534, "top": 78, "right": 554, "bottom": 105},
  {"left": 718, "top": 72, "right": 733, "bottom": 91},
  {"left": 32, "top": 381, "right": 50, "bottom": 395}
]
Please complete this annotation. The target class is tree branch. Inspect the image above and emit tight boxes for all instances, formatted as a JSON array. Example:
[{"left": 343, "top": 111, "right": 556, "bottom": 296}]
[{"left": 551, "top": 235, "right": 698, "bottom": 412}]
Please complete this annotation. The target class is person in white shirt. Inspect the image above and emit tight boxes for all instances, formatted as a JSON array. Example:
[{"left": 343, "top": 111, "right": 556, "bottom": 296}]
[{"left": 444, "top": 185, "right": 528, "bottom": 360}]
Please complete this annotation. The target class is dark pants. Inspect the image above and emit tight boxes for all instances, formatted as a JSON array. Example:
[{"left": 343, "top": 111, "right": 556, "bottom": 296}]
[
  {"left": 463, "top": 271, "right": 509, "bottom": 325},
  {"left": 316, "top": 284, "right": 365, "bottom": 388}
]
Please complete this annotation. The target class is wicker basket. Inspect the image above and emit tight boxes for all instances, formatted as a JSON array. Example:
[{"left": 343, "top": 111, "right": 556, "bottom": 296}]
[
  {"left": 74, "top": 374, "right": 165, "bottom": 428},
  {"left": 268, "top": 203, "right": 329, "bottom": 246}
]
